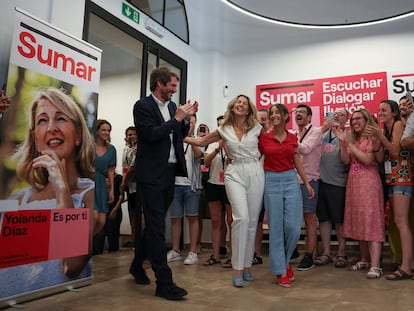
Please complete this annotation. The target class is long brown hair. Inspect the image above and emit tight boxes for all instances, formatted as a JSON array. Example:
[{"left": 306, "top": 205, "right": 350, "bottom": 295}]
[
  {"left": 96, "top": 119, "right": 112, "bottom": 145},
  {"left": 221, "top": 94, "right": 257, "bottom": 131},
  {"left": 270, "top": 103, "right": 290, "bottom": 124}
]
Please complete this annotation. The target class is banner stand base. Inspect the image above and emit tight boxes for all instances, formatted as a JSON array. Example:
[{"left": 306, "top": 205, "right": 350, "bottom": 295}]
[
  {"left": 7, "top": 301, "right": 26, "bottom": 309},
  {"left": 66, "top": 286, "right": 82, "bottom": 292},
  {"left": 0, "top": 277, "right": 93, "bottom": 309}
]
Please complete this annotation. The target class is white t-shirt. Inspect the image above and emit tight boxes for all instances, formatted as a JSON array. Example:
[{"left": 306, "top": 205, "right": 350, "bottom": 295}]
[{"left": 206, "top": 141, "right": 227, "bottom": 185}]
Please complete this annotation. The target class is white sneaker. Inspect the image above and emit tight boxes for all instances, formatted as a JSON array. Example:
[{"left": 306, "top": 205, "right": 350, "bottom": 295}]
[
  {"left": 167, "top": 250, "right": 182, "bottom": 262},
  {"left": 184, "top": 251, "right": 198, "bottom": 265}
]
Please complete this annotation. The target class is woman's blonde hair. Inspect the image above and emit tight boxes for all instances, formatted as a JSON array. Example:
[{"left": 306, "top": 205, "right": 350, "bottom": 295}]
[
  {"left": 221, "top": 94, "right": 257, "bottom": 131},
  {"left": 15, "top": 87, "right": 95, "bottom": 190},
  {"left": 350, "top": 108, "right": 376, "bottom": 141}
]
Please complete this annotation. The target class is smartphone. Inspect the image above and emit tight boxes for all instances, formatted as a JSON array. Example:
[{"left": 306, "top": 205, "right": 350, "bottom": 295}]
[
  {"left": 325, "top": 111, "right": 334, "bottom": 120},
  {"left": 199, "top": 126, "right": 206, "bottom": 133}
]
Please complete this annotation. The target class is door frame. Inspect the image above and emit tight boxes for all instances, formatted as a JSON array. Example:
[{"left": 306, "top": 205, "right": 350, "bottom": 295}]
[{"left": 83, "top": 1, "right": 188, "bottom": 103}]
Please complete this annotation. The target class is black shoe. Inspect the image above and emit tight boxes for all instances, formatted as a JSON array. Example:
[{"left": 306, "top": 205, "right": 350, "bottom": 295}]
[
  {"left": 123, "top": 241, "right": 135, "bottom": 248},
  {"left": 155, "top": 283, "right": 188, "bottom": 300},
  {"left": 219, "top": 246, "right": 228, "bottom": 259},
  {"left": 290, "top": 248, "right": 300, "bottom": 262},
  {"left": 297, "top": 253, "right": 315, "bottom": 271},
  {"left": 130, "top": 267, "right": 150, "bottom": 285},
  {"left": 252, "top": 253, "right": 263, "bottom": 265}
]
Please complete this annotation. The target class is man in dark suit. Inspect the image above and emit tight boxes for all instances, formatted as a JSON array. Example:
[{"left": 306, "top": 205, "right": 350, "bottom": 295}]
[{"left": 130, "top": 67, "right": 198, "bottom": 300}]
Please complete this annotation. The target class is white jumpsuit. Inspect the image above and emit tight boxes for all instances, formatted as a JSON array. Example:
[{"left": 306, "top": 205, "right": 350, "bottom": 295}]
[{"left": 218, "top": 123, "right": 265, "bottom": 270}]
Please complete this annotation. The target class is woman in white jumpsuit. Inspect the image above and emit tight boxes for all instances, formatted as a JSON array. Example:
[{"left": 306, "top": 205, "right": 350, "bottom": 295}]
[{"left": 185, "top": 95, "right": 265, "bottom": 287}]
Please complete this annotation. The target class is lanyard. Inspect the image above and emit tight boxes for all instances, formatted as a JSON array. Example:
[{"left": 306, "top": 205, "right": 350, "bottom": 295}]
[
  {"left": 328, "top": 130, "right": 336, "bottom": 143},
  {"left": 299, "top": 125, "right": 312, "bottom": 143},
  {"left": 220, "top": 149, "right": 226, "bottom": 170}
]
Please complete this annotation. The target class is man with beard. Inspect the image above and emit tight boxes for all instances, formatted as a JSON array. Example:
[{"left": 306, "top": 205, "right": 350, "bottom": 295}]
[{"left": 130, "top": 67, "right": 198, "bottom": 300}]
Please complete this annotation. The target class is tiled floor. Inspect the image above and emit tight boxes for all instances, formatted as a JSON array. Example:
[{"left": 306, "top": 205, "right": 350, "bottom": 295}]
[{"left": 9, "top": 245, "right": 414, "bottom": 311}]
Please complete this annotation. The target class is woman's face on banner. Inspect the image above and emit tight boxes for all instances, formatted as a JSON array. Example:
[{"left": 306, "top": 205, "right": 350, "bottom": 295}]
[{"left": 32, "top": 99, "right": 80, "bottom": 160}]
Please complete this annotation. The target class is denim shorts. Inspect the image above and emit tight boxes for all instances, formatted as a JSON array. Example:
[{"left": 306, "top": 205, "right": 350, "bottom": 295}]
[
  {"left": 300, "top": 180, "right": 319, "bottom": 214},
  {"left": 170, "top": 185, "right": 201, "bottom": 218},
  {"left": 388, "top": 185, "right": 413, "bottom": 198}
]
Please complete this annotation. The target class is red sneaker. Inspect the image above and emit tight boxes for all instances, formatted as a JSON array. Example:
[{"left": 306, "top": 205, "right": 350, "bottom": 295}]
[
  {"left": 287, "top": 265, "right": 295, "bottom": 282},
  {"left": 278, "top": 275, "right": 292, "bottom": 288}
]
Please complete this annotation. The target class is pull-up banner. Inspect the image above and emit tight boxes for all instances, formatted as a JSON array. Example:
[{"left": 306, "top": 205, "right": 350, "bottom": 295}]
[
  {"left": 0, "top": 8, "right": 101, "bottom": 307},
  {"left": 256, "top": 71, "right": 414, "bottom": 127},
  {"left": 0, "top": 209, "right": 89, "bottom": 269}
]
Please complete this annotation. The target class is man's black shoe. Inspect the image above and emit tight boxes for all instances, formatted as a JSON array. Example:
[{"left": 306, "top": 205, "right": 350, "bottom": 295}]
[
  {"left": 155, "top": 283, "right": 188, "bottom": 300},
  {"left": 130, "top": 268, "right": 150, "bottom": 285},
  {"left": 123, "top": 241, "right": 135, "bottom": 248}
]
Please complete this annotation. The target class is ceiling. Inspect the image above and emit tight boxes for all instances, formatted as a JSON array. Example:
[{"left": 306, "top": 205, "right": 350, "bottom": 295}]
[
  {"left": 185, "top": 0, "right": 414, "bottom": 55},
  {"left": 221, "top": 0, "right": 414, "bottom": 25}
]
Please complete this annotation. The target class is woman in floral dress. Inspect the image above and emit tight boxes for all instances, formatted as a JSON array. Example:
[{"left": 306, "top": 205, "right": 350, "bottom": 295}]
[{"left": 334, "top": 108, "right": 385, "bottom": 279}]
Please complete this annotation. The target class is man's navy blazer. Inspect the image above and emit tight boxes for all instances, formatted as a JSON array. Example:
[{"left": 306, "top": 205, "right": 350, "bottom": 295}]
[{"left": 133, "top": 95, "right": 189, "bottom": 185}]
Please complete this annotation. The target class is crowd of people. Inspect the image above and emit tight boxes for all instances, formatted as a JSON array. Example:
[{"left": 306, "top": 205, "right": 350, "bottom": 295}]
[
  {"left": 91, "top": 69, "right": 414, "bottom": 299},
  {"left": 3, "top": 67, "right": 414, "bottom": 301}
]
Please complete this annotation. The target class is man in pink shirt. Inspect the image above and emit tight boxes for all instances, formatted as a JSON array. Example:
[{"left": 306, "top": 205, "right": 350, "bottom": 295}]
[{"left": 294, "top": 104, "right": 322, "bottom": 271}]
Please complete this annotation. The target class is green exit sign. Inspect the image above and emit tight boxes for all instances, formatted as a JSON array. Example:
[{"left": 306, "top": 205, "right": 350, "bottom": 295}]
[{"left": 122, "top": 3, "right": 140, "bottom": 24}]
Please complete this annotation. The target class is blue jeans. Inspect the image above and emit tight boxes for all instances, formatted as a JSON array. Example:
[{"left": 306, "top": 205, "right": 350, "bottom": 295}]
[{"left": 264, "top": 169, "right": 303, "bottom": 275}]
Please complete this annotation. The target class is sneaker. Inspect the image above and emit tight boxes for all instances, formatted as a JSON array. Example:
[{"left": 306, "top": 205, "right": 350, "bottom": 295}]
[
  {"left": 287, "top": 265, "right": 295, "bottom": 281},
  {"left": 289, "top": 248, "right": 300, "bottom": 262},
  {"left": 297, "top": 253, "right": 315, "bottom": 271},
  {"left": 277, "top": 275, "right": 291, "bottom": 288},
  {"left": 219, "top": 246, "right": 228, "bottom": 259},
  {"left": 167, "top": 250, "right": 182, "bottom": 263},
  {"left": 184, "top": 251, "right": 198, "bottom": 265},
  {"left": 252, "top": 253, "right": 263, "bottom": 265}
]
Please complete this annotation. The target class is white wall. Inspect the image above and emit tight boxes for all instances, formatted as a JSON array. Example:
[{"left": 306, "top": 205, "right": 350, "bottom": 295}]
[
  {"left": 220, "top": 32, "right": 414, "bottom": 106},
  {"left": 2, "top": 1, "right": 413, "bottom": 126}
]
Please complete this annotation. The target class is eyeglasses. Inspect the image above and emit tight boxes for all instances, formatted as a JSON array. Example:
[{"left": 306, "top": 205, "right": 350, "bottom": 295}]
[
  {"left": 333, "top": 112, "right": 346, "bottom": 117},
  {"left": 294, "top": 110, "right": 308, "bottom": 115},
  {"left": 350, "top": 116, "right": 364, "bottom": 122}
]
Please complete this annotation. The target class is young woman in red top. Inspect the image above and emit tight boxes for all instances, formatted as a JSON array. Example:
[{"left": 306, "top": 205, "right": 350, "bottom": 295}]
[{"left": 258, "top": 103, "right": 314, "bottom": 287}]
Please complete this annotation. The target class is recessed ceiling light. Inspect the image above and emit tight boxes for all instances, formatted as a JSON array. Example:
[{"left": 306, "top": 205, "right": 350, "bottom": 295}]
[{"left": 221, "top": 0, "right": 414, "bottom": 29}]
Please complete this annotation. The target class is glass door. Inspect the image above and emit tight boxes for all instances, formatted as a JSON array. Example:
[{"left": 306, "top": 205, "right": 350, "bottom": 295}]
[{"left": 84, "top": 1, "right": 188, "bottom": 241}]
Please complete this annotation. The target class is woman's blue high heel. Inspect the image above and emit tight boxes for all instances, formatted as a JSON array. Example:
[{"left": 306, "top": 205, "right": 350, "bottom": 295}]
[
  {"left": 232, "top": 275, "right": 244, "bottom": 287},
  {"left": 243, "top": 271, "right": 254, "bottom": 282}
]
